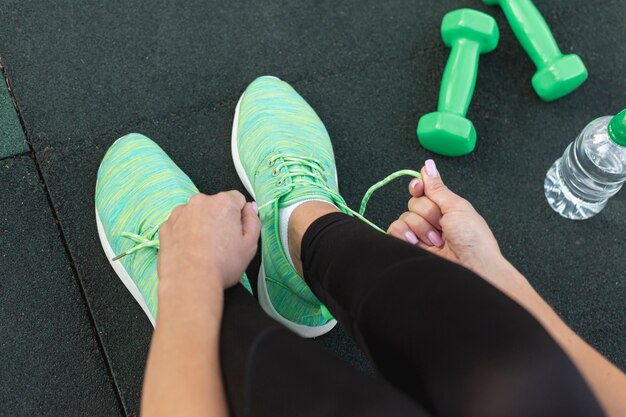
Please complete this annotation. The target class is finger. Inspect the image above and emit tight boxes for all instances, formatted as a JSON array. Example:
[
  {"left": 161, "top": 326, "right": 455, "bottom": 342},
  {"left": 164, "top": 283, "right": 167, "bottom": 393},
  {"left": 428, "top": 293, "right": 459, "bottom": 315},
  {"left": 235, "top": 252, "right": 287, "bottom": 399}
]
[
  {"left": 203, "top": 191, "right": 245, "bottom": 217},
  {"left": 223, "top": 190, "right": 247, "bottom": 209},
  {"left": 399, "top": 211, "right": 444, "bottom": 247},
  {"left": 421, "top": 159, "right": 462, "bottom": 213},
  {"left": 241, "top": 202, "right": 261, "bottom": 242},
  {"left": 387, "top": 219, "right": 419, "bottom": 246},
  {"left": 408, "top": 196, "right": 442, "bottom": 230},
  {"left": 408, "top": 177, "right": 424, "bottom": 198}
]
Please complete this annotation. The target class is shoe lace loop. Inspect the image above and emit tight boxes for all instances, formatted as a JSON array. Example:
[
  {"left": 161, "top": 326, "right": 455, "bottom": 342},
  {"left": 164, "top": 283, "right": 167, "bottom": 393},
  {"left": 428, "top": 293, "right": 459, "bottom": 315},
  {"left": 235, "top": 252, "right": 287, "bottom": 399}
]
[
  {"left": 269, "top": 154, "right": 327, "bottom": 184},
  {"left": 112, "top": 224, "right": 162, "bottom": 261}
]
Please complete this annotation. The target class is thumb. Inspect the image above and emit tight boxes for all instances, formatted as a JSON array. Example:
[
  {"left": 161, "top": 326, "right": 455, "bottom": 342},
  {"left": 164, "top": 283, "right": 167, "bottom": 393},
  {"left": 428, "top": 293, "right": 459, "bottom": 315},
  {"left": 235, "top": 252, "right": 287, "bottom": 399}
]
[
  {"left": 241, "top": 201, "right": 261, "bottom": 242},
  {"left": 421, "top": 159, "right": 459, "bottom": 212}
]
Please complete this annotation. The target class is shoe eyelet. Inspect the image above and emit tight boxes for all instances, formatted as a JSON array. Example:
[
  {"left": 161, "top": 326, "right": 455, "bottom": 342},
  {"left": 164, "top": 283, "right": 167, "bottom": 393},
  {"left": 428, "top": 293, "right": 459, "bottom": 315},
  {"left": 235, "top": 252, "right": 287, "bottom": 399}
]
[
  {"left": 267, "top": 159, "right": 275, "bottom": 167},
  {"left": 272, "top": 168, "right": 279, "bottom": 176},
  {"left": 277, "top": 179, "right": 284, "bottom": 186}
]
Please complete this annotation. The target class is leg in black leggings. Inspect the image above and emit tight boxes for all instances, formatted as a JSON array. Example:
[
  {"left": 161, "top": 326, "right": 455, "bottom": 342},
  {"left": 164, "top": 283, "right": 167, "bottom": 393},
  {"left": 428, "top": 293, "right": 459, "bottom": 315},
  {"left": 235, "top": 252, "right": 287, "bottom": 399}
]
[
  {"left": 301, "top": 213, "right": 605, "bottom": 417},
  {"left": 219, "top": 285, "right": 429, "bottom": 417}
]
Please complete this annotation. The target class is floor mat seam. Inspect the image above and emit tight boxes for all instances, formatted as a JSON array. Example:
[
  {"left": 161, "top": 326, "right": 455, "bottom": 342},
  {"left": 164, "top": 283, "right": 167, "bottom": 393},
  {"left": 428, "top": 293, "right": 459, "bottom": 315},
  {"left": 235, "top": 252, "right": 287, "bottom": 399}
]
[{"left": 0, "top": 56, "right": 129, "bottom": 417}]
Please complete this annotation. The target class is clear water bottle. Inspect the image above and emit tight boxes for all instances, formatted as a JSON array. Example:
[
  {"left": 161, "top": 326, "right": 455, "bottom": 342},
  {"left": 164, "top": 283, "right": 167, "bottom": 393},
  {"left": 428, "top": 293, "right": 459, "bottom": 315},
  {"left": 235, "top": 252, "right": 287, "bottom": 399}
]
[{"left": 544, "top": 109, "right": 626, "bottom": 220}]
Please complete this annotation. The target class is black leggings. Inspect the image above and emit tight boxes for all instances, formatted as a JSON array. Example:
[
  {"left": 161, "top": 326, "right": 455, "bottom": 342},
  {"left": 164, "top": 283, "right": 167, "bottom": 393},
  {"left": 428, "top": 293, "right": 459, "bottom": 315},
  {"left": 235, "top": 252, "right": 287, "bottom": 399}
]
[{"left": 220, "top": 213, "right": 604, "bottom": 417}]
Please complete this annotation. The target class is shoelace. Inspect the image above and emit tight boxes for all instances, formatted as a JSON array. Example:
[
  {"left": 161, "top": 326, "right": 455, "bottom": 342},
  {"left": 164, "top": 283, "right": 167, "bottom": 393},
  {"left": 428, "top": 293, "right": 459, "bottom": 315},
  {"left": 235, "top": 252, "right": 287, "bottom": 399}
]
[
  {"left": 259, "top": 153, "right": 421, "bottom": 232},
  {"left": 112, "top": 224, "right": 163, "bottom": 261},
  {"left": 112, "top": 154, "right": 421, "bottom": 261}
]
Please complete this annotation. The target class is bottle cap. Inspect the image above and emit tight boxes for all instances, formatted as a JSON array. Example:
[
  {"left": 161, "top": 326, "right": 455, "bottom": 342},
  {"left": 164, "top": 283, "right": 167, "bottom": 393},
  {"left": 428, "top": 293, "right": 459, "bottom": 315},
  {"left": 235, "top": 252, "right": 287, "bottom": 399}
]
[{"left": 608, "top": 109, "right": 626, "bottom": 146}]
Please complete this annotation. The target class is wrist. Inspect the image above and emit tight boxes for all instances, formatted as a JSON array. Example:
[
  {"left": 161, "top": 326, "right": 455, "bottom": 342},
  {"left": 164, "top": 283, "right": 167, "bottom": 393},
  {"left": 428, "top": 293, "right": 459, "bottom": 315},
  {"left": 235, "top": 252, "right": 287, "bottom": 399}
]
[
  {"left": 157, "top": 269, "right": 226, "bottom": 324},
  {"left": 481, "top": 257, "right": 536, "bottom": 300}
]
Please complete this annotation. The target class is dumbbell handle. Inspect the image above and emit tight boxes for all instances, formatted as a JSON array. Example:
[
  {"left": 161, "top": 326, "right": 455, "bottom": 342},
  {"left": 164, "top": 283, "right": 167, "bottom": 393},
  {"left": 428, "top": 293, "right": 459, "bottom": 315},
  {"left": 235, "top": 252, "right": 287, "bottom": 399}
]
[
  {"left": 438, "top": 40, "right": 480, "bottom": 116},
  {"left": 492, "top": 0, "right": 562, "bottom": 67}
]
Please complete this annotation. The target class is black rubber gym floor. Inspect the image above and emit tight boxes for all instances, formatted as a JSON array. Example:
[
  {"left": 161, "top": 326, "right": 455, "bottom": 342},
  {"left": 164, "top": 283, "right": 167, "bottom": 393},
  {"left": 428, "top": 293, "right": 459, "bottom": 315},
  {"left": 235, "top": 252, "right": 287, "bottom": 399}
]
[{"left": 0, "top": 1, "right": 624, "bottom": 415}]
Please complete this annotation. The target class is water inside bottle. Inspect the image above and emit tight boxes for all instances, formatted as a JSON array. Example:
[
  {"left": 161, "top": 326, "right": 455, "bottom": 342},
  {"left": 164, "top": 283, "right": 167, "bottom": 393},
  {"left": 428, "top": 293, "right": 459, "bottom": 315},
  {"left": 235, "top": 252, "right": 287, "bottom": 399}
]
[{"left": 544, "top": 117, "right": 626, "bottom": 220}]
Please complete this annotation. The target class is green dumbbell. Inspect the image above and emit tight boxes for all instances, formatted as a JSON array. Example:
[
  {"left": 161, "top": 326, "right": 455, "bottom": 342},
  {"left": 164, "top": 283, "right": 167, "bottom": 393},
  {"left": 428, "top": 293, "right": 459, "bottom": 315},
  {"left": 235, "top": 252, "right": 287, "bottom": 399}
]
[
  {"left": 417, "top": 8, "right": 499, "bottom": 157},
  {"left": 483, "top": 0, "right": 587, "bottom": 101}
]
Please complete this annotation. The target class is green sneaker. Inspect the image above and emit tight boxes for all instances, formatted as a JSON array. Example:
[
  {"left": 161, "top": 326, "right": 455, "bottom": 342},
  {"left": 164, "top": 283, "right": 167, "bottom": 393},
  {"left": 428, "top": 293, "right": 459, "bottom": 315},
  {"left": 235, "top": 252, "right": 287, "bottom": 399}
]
[
  {"left": 232, "top": 76, "right": 420, "bottom": 337},
  {"left": 96, "top": 133, "right": 252, "bottom": 326}
]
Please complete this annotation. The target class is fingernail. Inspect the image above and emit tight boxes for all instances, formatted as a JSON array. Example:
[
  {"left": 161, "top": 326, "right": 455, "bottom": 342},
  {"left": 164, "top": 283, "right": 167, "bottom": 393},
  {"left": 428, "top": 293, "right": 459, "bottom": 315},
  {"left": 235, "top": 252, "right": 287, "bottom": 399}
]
[
  {"left": 427, "top": 230, "right": 443, "bottom": 247},
  {"left": 425, "top": 159, "right": 438, "bottom": 177},
  {"left": 404, "top": 231, "right": 419, "bottom": 245},
  {"left": 409, "top": 178, "right": 421, "bottom": 190},
  {"left": 251, "top": 201, "right": 259, "bottom": 215}
]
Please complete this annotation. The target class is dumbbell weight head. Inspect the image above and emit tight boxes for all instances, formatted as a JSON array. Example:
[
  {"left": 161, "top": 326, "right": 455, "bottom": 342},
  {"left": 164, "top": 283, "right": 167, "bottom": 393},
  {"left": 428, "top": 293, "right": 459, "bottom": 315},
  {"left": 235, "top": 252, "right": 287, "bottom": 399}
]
[
  {"left": 418, "top": 112, "right": 476, "bottom": 156},
  {"left": 441, "top": 8, "right": 499, "bottom": 54},
  {"left": 532, "top": 54, "right": 588, "bottom": 102}
]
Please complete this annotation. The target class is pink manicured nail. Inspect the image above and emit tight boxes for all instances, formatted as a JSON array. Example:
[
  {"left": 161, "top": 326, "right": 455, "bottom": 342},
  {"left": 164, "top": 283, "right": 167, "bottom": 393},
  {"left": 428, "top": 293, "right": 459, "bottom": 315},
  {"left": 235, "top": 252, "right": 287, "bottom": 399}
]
[
  {"left": 409, "top": 178, "right": 421, "bottom": 190},
  {"left": 427, "top": 230, "right": 443, "bottom": 247},
  {"left": 425, "top": 159, "right": 438, "bottom": 177},
  {"left": 404, "top": 231, "right": 419, "bottom": 245},
  {"left": 251, "top": 201, "right": 259, "bottom": 215}
]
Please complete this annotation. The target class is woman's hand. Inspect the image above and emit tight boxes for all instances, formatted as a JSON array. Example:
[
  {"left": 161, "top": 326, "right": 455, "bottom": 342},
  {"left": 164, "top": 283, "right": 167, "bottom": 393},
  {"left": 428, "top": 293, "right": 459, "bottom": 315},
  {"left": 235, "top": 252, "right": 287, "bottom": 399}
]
[
  {"left": 388, "top": 159, "right": 505, "bottom": 280},
  {"left": 157, "top": 191, "right": 261, "bottom": 295}
]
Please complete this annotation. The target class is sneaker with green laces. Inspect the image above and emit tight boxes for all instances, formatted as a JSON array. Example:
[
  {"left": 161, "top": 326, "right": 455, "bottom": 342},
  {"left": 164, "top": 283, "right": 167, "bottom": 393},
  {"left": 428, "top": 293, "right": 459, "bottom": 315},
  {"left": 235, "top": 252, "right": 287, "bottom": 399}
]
[
  {"left": 96, "top": 133, "right": 252, "bottom": 326},
  {"left": 232, "top": 76, "right": 420, "bottom": 337}
]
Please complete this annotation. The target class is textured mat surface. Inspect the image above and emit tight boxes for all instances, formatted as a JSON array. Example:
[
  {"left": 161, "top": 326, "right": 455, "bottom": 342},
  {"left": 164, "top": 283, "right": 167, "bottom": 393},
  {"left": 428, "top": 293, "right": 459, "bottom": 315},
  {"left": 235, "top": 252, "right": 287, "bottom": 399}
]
[
  {"left": 0, "top": 0, "right": 624, "bottom": 415},
  {"left": 0, "top": 156, "right": 122, "bottom": 416},
  {"left": 0, "top": 77, "right": 27, "bottom": 158}
]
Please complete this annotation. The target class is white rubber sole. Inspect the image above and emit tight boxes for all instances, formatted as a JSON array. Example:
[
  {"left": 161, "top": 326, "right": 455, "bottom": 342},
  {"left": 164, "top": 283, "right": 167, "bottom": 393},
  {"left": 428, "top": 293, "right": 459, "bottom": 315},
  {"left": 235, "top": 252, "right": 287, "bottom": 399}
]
[{"left": 231, "top": 77, "right": 337, "bottom": 338}]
